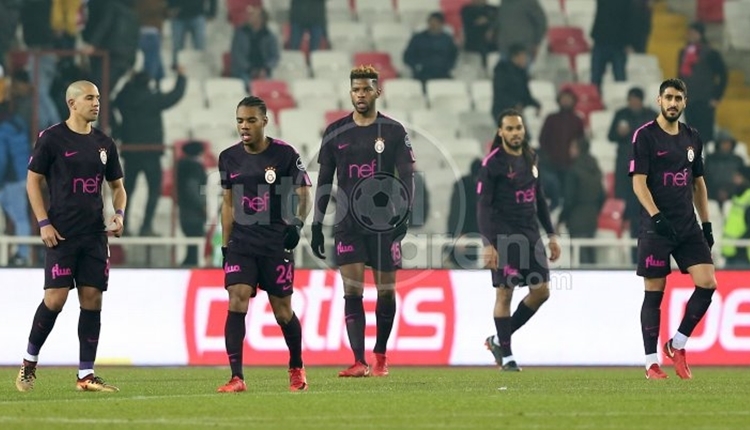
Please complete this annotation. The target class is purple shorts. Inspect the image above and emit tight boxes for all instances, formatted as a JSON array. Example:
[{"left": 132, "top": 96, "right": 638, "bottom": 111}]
[
  {"left": 490, "top": 233, "right": 549, "bottom": 288},
  {"left": 334, "top": 231, "right": 401, "bottom": 271},
  {"left": 44, "top": 233, "right": 110, "bottom": 291},
  {"left": 224, "top": 249, "right": 295, "bottom": 297},
  {"left": 636, "top": 232, "right": 713, "bottom": 278}
]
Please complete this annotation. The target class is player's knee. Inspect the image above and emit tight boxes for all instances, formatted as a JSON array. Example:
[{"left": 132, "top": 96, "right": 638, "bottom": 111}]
[
  {"left": 530, "top": 284, "right": 550, "bottom": 303},
  {"left": 376, "top": 288, "right": 395, "bottom": 300}
]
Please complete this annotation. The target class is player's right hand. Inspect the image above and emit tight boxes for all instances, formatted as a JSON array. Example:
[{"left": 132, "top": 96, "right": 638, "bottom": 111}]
[
  {"left": 40, "top": 225, "right": 65, "bottom": 248},
  {"left": 310, "top": 223, "right": 326, "bottom": 259},
  {"left": 651, "top": 213, "right": 678, "bottom": 242},
  {"left": 483, "top": 245, "right": 498, "bottom": 270}
]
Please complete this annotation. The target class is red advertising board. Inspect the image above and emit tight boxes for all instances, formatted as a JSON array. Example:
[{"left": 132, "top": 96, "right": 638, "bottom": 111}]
[
  {"left": 662, "top": 271, "right": 750, "bottom": 365},
  {"left": 185, "top": 269, "right": 456, "bottom": 365}
]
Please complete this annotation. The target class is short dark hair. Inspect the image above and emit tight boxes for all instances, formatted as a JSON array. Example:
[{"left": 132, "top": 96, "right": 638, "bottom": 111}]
[
  {"left": 350, "top": 65, "right": 379, "bottom": 82},
  {"left": 659, "top": 78, "right": 687, "bottom": 97},
  {"left": 428, "top": 11, "right": 445, "bottom": 23},
  {"left": 627, "top": 87, "right": 645, "bottom": 100},
  {"left": 508, "top": 43, "right": 527, "bottom": 58},
  {"left": 237, "top": 95, "right": 267, "bottom": 115}
]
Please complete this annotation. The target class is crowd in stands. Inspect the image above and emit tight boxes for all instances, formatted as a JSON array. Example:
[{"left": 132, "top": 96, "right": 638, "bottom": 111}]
[{"left": 0, "top": 0, "right": 749, "bottom": 269}]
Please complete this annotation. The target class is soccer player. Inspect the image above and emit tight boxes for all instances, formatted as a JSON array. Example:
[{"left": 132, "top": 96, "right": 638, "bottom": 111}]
[
  {"left": 480, "top": 109, "right": 561, "bottom": 371},
  {"left": 310, "top": 65, "right": 415, "bottom": 377},
  {"left": 16, "top": 80, "right": 127, "bottom": 392},
  {"left": 629, "top": 78, "right": 716, "bottom": 380},
  {"left": 216, "top": 96, "right": 312, "bottom": 392}
]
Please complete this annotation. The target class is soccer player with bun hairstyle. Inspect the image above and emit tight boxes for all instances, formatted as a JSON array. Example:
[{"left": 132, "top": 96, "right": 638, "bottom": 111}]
[
  {"left": 480, "top": 109, "right": 561, "bottom": 371},
  {"left": 16, "top": 80, "right": 127, "bottom": 393},
  {"left": 216, "top": 96, "right": 312, "bottom": 392},
  {"left": 629, "top": 78, "right": 716, "bottom": 380},
  {"left": 311, "top": 65, "right": 416, "bottom": 377}
]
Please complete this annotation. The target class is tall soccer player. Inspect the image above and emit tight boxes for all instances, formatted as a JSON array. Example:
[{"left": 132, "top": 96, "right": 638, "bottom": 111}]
[
  {"left": 216, "top": 96, "right": 312, "bottom": 392},
  {"left": 16, "top": 81, "right": 127, "bottom": 392},
  {"left": 311, "top": 66, "right": 415, "bottom": 377},
  {"left": 480, "top": 109, "right": 561, "bottom": 371},
  {"left": 630, "top": 78, "right": 716, "bottom": 380}
]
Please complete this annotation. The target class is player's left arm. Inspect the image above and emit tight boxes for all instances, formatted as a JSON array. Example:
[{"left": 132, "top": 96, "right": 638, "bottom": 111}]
[
  {"left": 107, "top": 178, "right": 127, "bottom": 237},
  {"left": 294, "top": 186, "right": 311, "bottom": 223},
  {"left": 535, "top": 173, "right": 561, "bottom": 262},
  {"left": 693, "top": 176, "right": 710, "bottom": 223}
]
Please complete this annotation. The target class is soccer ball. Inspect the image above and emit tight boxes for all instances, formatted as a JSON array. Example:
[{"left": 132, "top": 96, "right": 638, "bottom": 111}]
[{"left": 350, "top": 172, "right": 409, "bottom": 233}]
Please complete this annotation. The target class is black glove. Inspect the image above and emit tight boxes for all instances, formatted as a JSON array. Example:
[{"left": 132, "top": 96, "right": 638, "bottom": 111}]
[
  {"left": 283, "top": 218, "right": 303, "bottom": 250},
  {"left": 393, "top": 210, "right": 410, "bottom": 242},
  {"left": 310, "top": 222, "right": 326, "bottom": 259},
  {"left": 651, "top": 213, "right": 678, "bottom": 242},
  {"left": 221, "top": 246, "right": 228, "bottom": 268},
  {"left": 702, "top": 222, "right": 714, "bottom": 249}
]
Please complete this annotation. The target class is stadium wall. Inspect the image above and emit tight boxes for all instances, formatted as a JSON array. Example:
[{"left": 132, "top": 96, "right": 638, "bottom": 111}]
[{"left": 1, "top": 269, "right": 747, "bottom": 366}]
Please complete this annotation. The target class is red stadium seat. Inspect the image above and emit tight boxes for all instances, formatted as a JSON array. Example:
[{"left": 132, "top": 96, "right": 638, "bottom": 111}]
[
  {"left": 265, "top": 96, "right": 297, "bottom": 120},
  {"left": 325, "top": 109, "right": 352, "bottom": 124},
  {"left": 108, "top": 245, "right": 126, "bottom": 265},
  {"left": 444, "top": 11, "right": 464, "bottom": 44},
  {"left": 227, "top": 0, "right": 262, "bottom": 26},
  {"left": 547, "top": 26, "right": 590, "bottom": 70},
  {"left": 604, "top": 172, "right": 615, "bottom": 198},
  {"left": 561, "top": 83, "right": 604, "bottom": 120},
  {"left": 161, "top": 167, "right": 174, "bottom": 197},
  {"left": 597, "top": 198, "right": 626, "bottom": 237},
  {"left": 440, "top": 0, "right": 470, "bottom": 15},
  {"left": 250, "top": 79, "right": 290, "bottom": 99},
  {"left": 352, "top": 52, "right": 398, "bottom": 80}
]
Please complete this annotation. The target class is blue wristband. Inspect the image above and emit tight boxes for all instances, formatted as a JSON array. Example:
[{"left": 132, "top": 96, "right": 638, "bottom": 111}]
[
  {"left": 115, "top": 209, "right": 125, "bottom": 217},
  {"left": 38, "top": 219, "right": 51, "bottom": 227}
]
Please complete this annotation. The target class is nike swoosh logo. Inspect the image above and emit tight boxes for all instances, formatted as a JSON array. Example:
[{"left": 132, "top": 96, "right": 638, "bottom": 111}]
[
  {"left": 338, "top": 144, "right": 349, "bottom": 149},
  {"left": 283, "top": 284, "right": 292, "bottom": 291},
  {"left": 64, "top": 151, "right": 78, "bottom": 157},
  {"left": 230, "top": 173, "right": 240, "bottom": 179},
  {"left": 657, "top": 151, "right": 668, "bottom": 156}
]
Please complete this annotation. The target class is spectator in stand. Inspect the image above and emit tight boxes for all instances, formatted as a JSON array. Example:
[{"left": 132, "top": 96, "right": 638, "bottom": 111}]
[
  {"left": 608, "top": 87, "right": 658, "bottom": 200},
  {"left": 590, "top": 0, "right": 634, "bottom": 92},
  {"left": 460, "top": 0, "right": 497, "bottom": 66},
  {"left": 20, "top": 0, "right": 61, "bottom": 129},
  {"left": 492, "top": 0, "right": 546, "bottom": 62},
  {"left": 403, "top": 12, "right": 458, "bottom": 88},
  {"left": 0, "top": 0, "right": 21, "bottom": 70},
  {"left": 722, "top": 167, "right": 750, "bottom": 268},
  {"left": 177, "top": 141, "right": 207, "bottom": 266},
  {"left": 51, "top": 0, "right": 82, "bottom": 53},
  {"left": 557, "top": 139, "right": 606, "bottom": 265},
  {"left": 705, "top": 132, "right": 745, "bottom": 204},
  {"left": 491, "top": 43, "right": 540, "bottom": 123},
  {"left": 678, "top": 21, "right": 727, "bottom": 143},
  {"left": 230, "top": 7, "right": 279, "bottom": 90},
  {"left": 0, "top": 69, "right": 33, "bottom": 266},
  {"left": 288, "top": 0, "right": 326, "bottom": 52},
  {"left": 168, "top": 0, "right": 217, "bottom": 69},
  {"left": 446, "top": 158, "right": 482, "bottom": 268},
  {"left": 136, "top": 0, "right": 169, "bottom": 85},
  {"left": 82, "top": 0, "right": 140, "bottom": 93},
  {"left": 538, "top": 88, "right": 585, "bottom": 202},
  {"left": 113, "top": 67, "right": 186, "bottom": 237},
  {"left": 630, "top": 0, "right": 653, "bottom": 53}
]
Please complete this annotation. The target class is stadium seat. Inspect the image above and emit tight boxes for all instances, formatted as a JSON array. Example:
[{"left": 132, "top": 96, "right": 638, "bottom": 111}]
[
  {"left": 589, "top": 110, "right": 614, "bottom": 140},
  {"left": 426, "top": 79, "right": 470, "bottom": 109},
  {"left": 327, "top": 22, "right": 373, "bottom": 54},
  {"left": 310, "top": 50, "right": 352, "bottom": 79},
  {"left": 604, "top": 171, "right": 615, "bottom": 198},
  {"left": 250, "top": 79, "right": 290, "bottom": 99},
  {"left": 597, "top": 198, "right": 626, "bottom": 237},
  {"left": 469, "top": 80, "right": 493, "bottom": 113},
  {"left": 353, "top": 51, "right": 398, "bottom": 80},
  {"left": 547, "top": 26, "right": 590, "bottom": 71},
  {"left": 291, "top": 79, "right": 340, "bottom": 110},
  {"left": 326, "top": 0, "right": 354, "bottom": 22},
  {"left": 325, "top": 109, "right": 352, "bottom": 124},
  {"left": 356, "top": 0, "right": 397, "bottom": 24},
  {"left": 601, "top": 81, "right": 634, "bottom": 110},
  {"left": 398, "top": 0, "right": 440, "bottom": 29},
  {"left": 411, "top": 108, "right": 460, "bottom": 142},
  {"left": 440, "top": 0, "right": 469, "bottom": 15},
  {"left": 529, "top": 79, "right": 558, "bottom": 105},
  {"left": 162, "top": 76, "right": 205, "bottom": 110},
  {"left": 275, "top": 50, "right": 310, "bottom": 81},
  {"left": 204, "top": 77, "right": 247, "bottom": 107},
  {"left": 382, "top": 78, "right": 427, "bottom": 110},
  {"left": 561, "top": 83, "right": 604, "bottom": 119}
]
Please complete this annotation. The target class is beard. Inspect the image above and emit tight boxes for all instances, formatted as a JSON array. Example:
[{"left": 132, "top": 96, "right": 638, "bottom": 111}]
[
  {"left": 661, "top": 106, "right": 682, "bottom": 123},
  {"left": 504, "top": 138, "right": 523, "bottom": 151},
  {"left": 354, "top": 100, "right": 374, "bottom": 114}
]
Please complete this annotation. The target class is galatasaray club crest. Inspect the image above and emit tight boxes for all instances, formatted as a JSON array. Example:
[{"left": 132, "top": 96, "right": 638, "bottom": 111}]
[
  {"left": 687, "top": 146, "right": 695, "bottom": 162},
  {"left": 374, "top": 137, "right": 385, "bottom": 154},
  {"left": 532, "top": 165, "right": 538, "bottom": 178},
  {"left": 264, "top": 167, "right": 277, "bottom": 184},
  {"left": 99, "top": 148, "right": 107, "bottom": 165}
]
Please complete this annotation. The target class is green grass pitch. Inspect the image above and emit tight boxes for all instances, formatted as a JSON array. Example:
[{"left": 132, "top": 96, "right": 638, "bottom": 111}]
[{"left": 1, "top": 366, "right": 749, "bottom": 429}]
